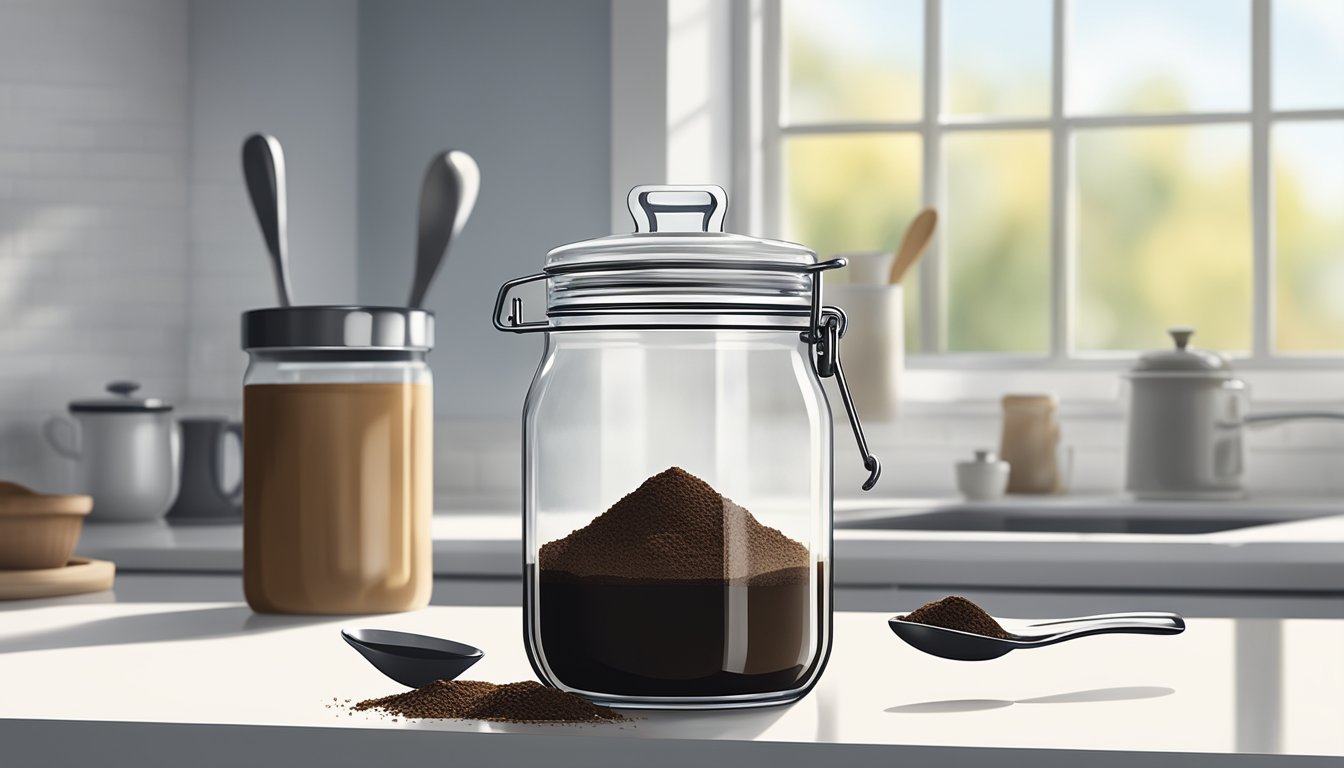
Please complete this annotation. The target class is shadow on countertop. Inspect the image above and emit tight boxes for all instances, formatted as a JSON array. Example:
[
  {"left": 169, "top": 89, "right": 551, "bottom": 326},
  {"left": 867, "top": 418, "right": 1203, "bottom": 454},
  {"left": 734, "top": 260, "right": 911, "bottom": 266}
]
[
  {"left": 0, "top": 605, "right": 336, "bottom": 655},
  {"left": 885, "top": 686, "right": 1176, "bottom": 714}
]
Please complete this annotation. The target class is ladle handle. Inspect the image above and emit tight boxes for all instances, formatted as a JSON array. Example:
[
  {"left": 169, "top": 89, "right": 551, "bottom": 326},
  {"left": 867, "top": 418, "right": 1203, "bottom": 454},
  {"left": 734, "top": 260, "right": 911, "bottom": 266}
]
[{"left": 1019, "top": 613, "right": 1185, "bottom": 647}]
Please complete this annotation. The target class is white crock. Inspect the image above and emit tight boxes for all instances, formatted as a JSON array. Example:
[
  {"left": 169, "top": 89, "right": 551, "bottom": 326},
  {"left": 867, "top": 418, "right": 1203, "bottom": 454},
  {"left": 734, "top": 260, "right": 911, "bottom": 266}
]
[{"left": 44, "top": 381, "right": 181, "bottom": 522}]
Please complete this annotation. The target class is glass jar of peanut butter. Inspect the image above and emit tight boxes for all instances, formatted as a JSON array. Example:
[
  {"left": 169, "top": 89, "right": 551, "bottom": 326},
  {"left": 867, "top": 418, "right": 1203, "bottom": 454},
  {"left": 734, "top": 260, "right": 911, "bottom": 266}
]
[{"left": 241, "top": 306, "right": 434, "bottom": 614}]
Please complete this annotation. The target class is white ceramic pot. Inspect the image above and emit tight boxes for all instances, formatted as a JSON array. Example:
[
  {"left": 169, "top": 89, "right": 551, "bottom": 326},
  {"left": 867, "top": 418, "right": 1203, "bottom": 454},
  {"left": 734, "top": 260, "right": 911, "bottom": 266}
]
[
  {"left": 1124, "top": 328, "right": 1344, "bottom": 500},
  {"left": 44, "top": 381, "right": 181, "bottom": 522}
]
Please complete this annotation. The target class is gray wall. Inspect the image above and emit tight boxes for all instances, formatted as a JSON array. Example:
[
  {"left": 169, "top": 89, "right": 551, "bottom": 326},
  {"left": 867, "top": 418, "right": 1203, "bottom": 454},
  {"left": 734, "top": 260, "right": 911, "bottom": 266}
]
[
  {"left": 188, "top": 0, "right": 360, "bottom": 407},
  {"left": 357, "top": 0, "right": 612, "bottom": 419}
]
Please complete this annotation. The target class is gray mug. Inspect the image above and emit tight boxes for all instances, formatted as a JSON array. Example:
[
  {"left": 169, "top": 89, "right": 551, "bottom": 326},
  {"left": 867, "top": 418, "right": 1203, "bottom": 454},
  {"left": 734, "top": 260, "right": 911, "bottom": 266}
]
[{"left": 166, "top": 418, "right": 243, "bottom": 524}]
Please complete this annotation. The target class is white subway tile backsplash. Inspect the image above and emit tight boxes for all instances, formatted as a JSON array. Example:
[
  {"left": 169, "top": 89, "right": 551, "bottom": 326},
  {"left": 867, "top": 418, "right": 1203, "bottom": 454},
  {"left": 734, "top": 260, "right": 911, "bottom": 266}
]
[
  {"left": 83, "top": 151, "right": 185, "bottom": 179},
  {"left": 0, "top": 0, "right": 190, "bottom": 489}
]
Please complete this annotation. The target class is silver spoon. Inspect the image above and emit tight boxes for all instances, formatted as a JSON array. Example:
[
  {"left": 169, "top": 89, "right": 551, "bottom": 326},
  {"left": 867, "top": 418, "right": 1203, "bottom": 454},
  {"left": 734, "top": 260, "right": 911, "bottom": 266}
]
[
  {"left": 342, "top": 628, "right": 484, "bottom": 688},
  {"left": 889, "top": 611, "right": 1185, "bottom": 661},
  {"left": 241, "top": 133, "right": 294, "bottom": 306},
  {"left": 408, "top": 149, "right": 480, "bottom": 308}
]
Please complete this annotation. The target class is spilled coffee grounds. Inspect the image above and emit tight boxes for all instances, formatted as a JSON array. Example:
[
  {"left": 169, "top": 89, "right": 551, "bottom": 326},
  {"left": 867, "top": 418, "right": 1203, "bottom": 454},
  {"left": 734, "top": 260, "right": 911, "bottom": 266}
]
[
  {"left": 903, "top": 596, "right": 1012, "bottom": 639},
  {"left": 535, "top": 467, "right": 821, "bottom": 697},
  {"left": 352, "top": 680, "right": 625, "bottom": 723}
]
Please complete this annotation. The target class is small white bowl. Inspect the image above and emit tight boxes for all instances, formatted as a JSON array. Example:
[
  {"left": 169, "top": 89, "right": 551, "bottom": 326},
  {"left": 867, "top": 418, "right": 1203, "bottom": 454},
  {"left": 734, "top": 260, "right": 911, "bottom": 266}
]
[{"left": 955, "top": 451, "right": 1010, "bottom": 501}]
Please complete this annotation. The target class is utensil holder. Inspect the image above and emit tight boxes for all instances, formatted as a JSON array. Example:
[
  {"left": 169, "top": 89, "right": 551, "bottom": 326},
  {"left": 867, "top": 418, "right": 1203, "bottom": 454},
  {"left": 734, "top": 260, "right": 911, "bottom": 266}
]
[{"left": 825, "top": 282, "right": 904, "bottom": 421}]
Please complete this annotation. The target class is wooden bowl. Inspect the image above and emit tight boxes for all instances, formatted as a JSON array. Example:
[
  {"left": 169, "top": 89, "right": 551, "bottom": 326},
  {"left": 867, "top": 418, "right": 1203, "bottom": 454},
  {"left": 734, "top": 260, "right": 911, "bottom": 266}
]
[{"left": 0, "top": 482, "right": 93, "bottom": 570}]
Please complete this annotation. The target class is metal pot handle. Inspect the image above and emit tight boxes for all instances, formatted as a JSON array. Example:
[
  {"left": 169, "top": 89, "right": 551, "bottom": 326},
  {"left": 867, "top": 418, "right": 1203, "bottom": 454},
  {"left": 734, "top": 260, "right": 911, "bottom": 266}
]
[{"left": 1244, "top": 410, "right": 1344, "bottom": 427}]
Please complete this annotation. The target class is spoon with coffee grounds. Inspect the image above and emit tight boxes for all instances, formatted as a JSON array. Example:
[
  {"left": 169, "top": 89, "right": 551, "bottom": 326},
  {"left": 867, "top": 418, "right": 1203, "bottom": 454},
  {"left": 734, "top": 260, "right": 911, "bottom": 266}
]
[
  {"left": 342, "top": 628, "right": 484, "bottom": 688},
  {"left": 889, "top": 612, "right": 1186, "bottom": 661}
]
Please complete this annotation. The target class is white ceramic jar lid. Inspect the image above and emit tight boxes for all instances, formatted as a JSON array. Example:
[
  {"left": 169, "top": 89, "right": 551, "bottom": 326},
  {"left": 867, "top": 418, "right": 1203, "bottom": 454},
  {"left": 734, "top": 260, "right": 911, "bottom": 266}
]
[{"left": 1129, "top": 328, "right": 1232, "bottom": 378}]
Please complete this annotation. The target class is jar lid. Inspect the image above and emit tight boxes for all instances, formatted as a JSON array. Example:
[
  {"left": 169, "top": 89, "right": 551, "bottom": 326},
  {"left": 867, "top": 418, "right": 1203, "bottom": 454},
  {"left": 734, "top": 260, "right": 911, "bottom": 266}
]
[
  {"left": 1130, "top": 327, "right": 1231, "bottom": 377},
  {"left": 241, "top": 306, "right": 434, "bottom": 351},
  {"left": 541, "top": 185, "right": 822, "bottom": 323},
  {"left": 1002, "top": 393, "right": 1057, "bottom": 409},
  {"left": 69, "top": 381, "right": 172, "bottom": 413}
]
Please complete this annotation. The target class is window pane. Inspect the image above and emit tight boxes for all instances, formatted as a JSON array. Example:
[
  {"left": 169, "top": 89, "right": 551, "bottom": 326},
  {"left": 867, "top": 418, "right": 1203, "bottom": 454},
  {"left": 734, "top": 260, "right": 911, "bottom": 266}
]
[
  {"left": 1068, "top": 0, "right": 1250, "bottom": 115},
  {"left": 1274, "top": 0, "right": 1344, "bottom": 110},
  {"left": 1274, "top": 121, "right": 1344, "bottom": 352},
  {"left": 784, "top": 134, "right": 923, "bottom": 349},
  {"left": 943, "top": 0, "right": 1051, "bottom": 118},
  {"left": 1075, "top": 125, "right": 1252, "bottom": 352},
  {"left": 783, "top": 0, "right": 922, "bottom": 124},
  {"left": 945, "top": 131, "right": 1051, "bottom": 352}
]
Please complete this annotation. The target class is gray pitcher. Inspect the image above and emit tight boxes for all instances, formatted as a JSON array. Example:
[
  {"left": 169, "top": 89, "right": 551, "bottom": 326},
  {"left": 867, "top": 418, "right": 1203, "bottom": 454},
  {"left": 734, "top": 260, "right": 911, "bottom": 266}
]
[{"left": 165, "top": 418, "right": 243, "bottom": 524}]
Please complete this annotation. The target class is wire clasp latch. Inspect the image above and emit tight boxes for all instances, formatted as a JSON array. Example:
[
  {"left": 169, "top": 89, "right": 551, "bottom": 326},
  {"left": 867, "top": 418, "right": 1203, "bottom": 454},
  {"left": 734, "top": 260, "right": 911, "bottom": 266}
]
[{"left": 805, "top": 305, "right": 882, "bottom": 491}]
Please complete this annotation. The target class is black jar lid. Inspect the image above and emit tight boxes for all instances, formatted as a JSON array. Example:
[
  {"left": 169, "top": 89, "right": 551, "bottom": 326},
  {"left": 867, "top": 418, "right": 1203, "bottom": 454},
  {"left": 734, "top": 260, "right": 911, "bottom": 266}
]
[{"left": 241, "top": 306, "right": 435, "bottom": 351}]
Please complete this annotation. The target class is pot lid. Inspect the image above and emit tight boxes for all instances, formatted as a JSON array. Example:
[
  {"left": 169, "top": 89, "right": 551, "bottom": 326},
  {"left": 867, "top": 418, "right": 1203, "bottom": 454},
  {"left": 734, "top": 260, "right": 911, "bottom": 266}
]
[
  {"left": 69, "top": 381, "right": 173, "bottom": 413},
  {"left": 1131, "top": 328, "right": 1232, "bottom": 376}
]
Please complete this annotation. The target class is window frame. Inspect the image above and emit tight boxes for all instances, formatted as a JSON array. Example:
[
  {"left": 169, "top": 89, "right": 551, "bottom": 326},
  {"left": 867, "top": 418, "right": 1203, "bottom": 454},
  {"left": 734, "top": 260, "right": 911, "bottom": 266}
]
[{"left": 746, "top": 0, "right": 1344, "bottom": 369}]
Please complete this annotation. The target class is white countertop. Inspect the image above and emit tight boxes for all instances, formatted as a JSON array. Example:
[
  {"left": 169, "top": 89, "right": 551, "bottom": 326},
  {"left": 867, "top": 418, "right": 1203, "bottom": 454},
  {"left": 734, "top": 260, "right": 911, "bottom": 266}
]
[
  {"left": 74, "top": 496, "right": 1344, "bottom": 593},
  {"left": 0, "top": 577, "right": 1340, "bottom": 767}
]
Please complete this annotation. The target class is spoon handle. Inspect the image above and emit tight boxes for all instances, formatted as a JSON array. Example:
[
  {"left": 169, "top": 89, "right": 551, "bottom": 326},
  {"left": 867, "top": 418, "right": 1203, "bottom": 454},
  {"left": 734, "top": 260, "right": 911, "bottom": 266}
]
[
  {"left": 1018, "top": 614, "right": 1186, "bottom": 647},
  {"left": 1024, "top": 611, "right": 1184, "bottom": 628}
]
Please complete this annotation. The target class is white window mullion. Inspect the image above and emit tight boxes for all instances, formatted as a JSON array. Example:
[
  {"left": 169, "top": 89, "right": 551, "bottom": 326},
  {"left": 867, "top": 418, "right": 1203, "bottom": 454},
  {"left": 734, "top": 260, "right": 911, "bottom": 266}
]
[
  {"left": 1251, "top": 0, "right": 1273, "bottom": 360},
  {"left": 920, "top": 0, "right": 943, "bottom": 353},
  {"left": 730, "top": 0, "right": 766, "bottom": 235},
  {"left": 761, "top": 0, "right": 782, "bottom": 239},
  {"left": 1049, "top": 0, "right": 1071, "bottom": 359}
]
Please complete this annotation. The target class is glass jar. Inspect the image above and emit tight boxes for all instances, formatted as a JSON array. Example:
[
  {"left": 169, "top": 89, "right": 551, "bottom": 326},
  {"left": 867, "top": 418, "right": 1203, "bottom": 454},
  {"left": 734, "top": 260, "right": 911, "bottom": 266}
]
[
  {"left": 494, "top": 185, "right": 879, "bottom": 709},
  {"left": 241, "top": 307, "right": 434, "bottom": 614}
]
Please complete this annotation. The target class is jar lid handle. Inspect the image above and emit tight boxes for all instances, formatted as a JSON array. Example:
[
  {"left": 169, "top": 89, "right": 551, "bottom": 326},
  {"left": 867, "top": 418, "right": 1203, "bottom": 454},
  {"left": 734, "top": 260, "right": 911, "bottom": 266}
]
[{"left": 627, "top": 185, "right": 727, "bottom": 234}]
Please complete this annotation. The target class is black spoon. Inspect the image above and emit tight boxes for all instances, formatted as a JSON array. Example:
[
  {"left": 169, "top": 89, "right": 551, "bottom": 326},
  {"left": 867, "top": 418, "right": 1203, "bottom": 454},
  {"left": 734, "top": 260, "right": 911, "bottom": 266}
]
[
  {"left": 889, "top": 612, "right": 1186, "bottom": 661},
  {"left": 342, "top": 628, "right": 484, "bottom": 688}
]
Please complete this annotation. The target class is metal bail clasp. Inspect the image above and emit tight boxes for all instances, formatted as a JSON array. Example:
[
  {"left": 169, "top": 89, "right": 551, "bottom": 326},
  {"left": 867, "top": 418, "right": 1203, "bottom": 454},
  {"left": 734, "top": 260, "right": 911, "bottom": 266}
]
[{"left": 812, "top": 307, "right": 882, "bottom": 491}]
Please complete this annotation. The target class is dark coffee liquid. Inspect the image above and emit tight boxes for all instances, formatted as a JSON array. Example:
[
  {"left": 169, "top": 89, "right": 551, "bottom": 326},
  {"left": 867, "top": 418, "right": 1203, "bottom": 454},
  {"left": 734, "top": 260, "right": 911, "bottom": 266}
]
[{"left": 532, "top": 564, "right": 824, "bottom": 697}]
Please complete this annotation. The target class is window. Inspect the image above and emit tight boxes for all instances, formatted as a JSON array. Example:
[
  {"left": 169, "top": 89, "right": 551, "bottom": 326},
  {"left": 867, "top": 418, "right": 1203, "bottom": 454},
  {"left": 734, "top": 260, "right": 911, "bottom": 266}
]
[{"left": 761, "top": 0, "right": 1344, "bottom": 361}]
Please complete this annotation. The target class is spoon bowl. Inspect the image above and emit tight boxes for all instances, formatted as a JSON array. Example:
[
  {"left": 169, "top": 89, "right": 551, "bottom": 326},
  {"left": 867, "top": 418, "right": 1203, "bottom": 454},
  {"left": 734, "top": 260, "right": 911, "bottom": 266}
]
[
  {"left": 341, "top": 628, "right": 483, "bottom": 688},
  {"left": 889, "top": 611, "right": 1185, "bottom": 662},
  {"left": 241, "top": 133, "right": 294, "bottom": 307},
  {"left": 887, "top": 208, "right": 938, "bottom": 284},
  {"left": 407, "top": 149, "right": 480, "bottom": 308}
]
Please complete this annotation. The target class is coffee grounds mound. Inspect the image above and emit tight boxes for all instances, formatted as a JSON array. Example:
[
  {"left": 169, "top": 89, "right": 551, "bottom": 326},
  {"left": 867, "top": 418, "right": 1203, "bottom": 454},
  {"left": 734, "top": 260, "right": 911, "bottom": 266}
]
[
  {"left": 352, "top": 680, "right": 625, "bottom": 724},
  {"left": 538, "top": 466, "right": 808, "bottom": 585},
  {"left": 903, "top": 596, "right": 1012, "bottom": 639}
]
